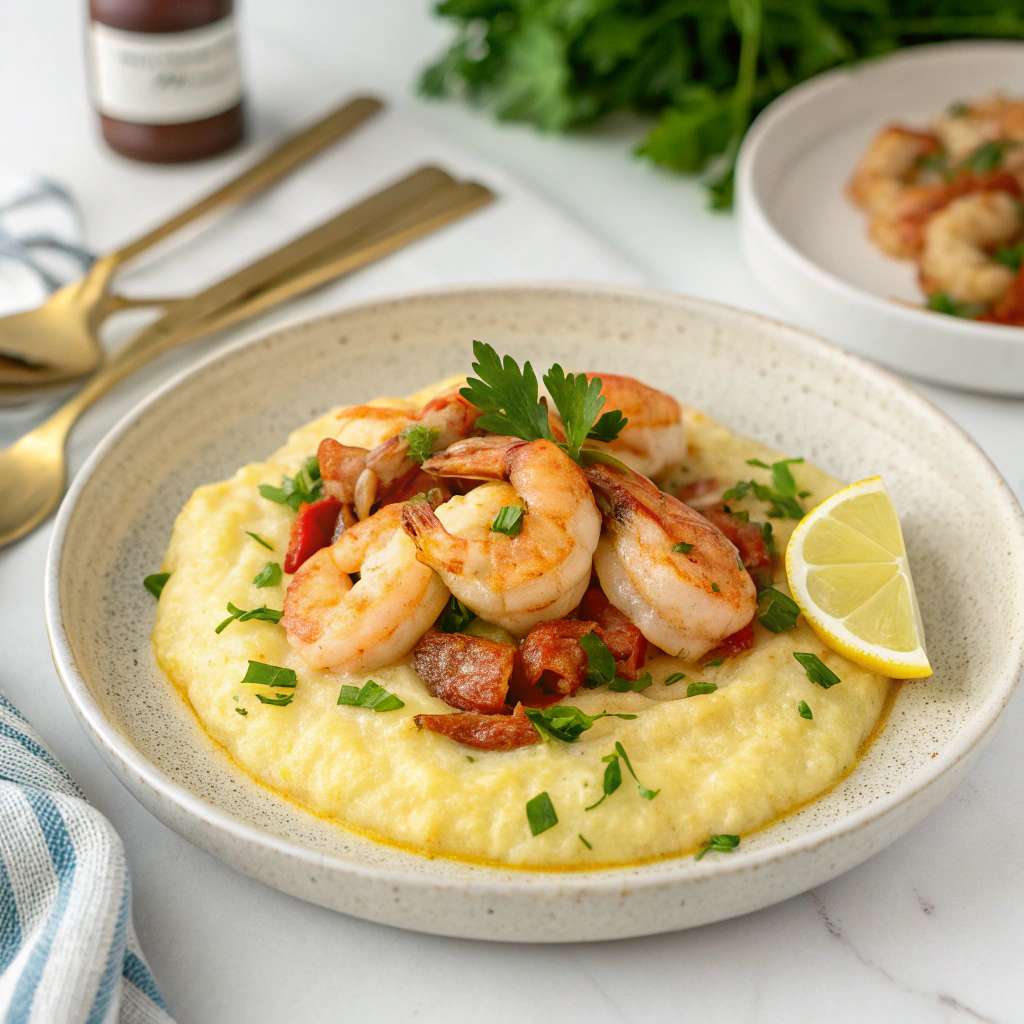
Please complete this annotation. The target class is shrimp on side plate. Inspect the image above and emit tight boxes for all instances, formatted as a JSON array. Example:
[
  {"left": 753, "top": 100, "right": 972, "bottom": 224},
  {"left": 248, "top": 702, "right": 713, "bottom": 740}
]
[
  {"left": 585, "top": 462, "right": 756, "bottom": 661},
  {"left": 282, "top": 503, "right": 450, "bottom": 674},
  {"left": 401, "top": 436, "right": 601, "bottom": 636}
]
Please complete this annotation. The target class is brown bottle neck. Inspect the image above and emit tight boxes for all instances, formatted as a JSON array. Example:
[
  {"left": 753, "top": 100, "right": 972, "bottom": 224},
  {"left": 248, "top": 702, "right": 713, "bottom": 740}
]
[{"left": 89, "top": 0, "right": 233, "bottom": 33}]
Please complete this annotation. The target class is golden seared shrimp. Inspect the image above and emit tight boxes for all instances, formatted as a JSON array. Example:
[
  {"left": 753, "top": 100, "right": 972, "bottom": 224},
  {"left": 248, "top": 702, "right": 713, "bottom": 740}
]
[
  {"left": 579, "top": 373, "right": 686, "bottom": 478},
  {"left": 585, "top": 462, "right": 756, "bottom": 661},
  {"left": 320, "top": 389, "right": 481, "bottom": 519},
  {"left": 282, "top": 503, "right": 450, "bottom": 674},
  {"left": 933, "top": 95, "right": 1024, "bottom": 162},
  {"left": 849, "top": 126, "right": 941, "bottom": 216},
  {"left": 401, "top": 436, "right": 601, "bottom": 636},
  {"left": 918, "top": 190, "right": 1022, "bottom": 303}
]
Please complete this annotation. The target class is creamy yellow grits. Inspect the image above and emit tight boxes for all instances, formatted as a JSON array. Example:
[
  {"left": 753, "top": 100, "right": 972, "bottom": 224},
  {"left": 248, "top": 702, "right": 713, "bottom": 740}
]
[{"left": 153, "top": 380, "right": 895, "bottom": 868}]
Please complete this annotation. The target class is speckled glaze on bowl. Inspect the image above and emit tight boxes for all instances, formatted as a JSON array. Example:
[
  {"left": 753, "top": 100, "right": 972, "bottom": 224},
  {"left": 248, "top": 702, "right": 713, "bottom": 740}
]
[{"left": 45, "top": 284, "right": 1024, "bottom": 942}]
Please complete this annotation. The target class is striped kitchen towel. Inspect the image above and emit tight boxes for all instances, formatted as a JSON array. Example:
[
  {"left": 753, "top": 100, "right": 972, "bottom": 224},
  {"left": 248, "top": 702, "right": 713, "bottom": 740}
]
[{"left": 0, "top": 693, "right": 173, "bottom": 1024}]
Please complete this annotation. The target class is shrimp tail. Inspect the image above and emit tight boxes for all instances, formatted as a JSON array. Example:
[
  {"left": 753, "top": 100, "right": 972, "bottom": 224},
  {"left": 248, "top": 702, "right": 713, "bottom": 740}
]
[
  {"left": 401, "top": 501, "right": 468, "bottom": 573},
  {"left": 422, "top": 435, "right": 522, "bottom": 480},
  {"left": 318, "top": 438, "right": 368, "bottom": 503}
]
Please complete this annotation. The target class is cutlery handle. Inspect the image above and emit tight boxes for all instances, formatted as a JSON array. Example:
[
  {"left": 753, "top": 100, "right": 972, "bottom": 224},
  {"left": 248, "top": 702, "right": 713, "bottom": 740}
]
[
  {"left": 109, "top": 96, "right": 383, "bottom": 267},
  {"left": 50, "top": 180, "right": 493, "bottom": 434}
]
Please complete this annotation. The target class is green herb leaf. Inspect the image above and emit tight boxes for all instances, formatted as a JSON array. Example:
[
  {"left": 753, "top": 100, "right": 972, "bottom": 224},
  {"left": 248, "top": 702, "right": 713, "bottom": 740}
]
[
  {"left": 144, "top": 572, "right": 170, "bottom": 599},
  {"left": 235, "top": 707, "right": 248, "bottom": 717},
  {"left": 253, "top": 562, "right": 283, "bottom": 589},
  {"left": 608, "top": 672, "right": 652, "bottom": 693},
  {"left": 686, "top": 681, "right": 717, "bottom": 697},
  {"left": 724, "top": 459, "right": 806, "bottom": 519},
  {"left": 695, "top": 834, "right": 740, "bottom": 860},
  {"left": 256, "top": 692, "right": 293, "bottom": 707},
  {"left": 579, "top": 631, "right": 616, "bottom": 687},
  {"left": 664, "top": 672, "right": 686, "bottom": 686},
  {"left": 526, "top": 791, "right": 558, "bottom": 835},
  {"left": 459, "top": 341, "right": 552, "bottom": 443},
  {"left": 436, "top": 595, "right": 477, "bottom": 634},
  {"left": 337, "top": 680, "right": 405, "bottom": 712},
  {"left": 245, "top": 531, "right": 274, "bottom": 551},
  {"left": 525, "top": 705, "right": 637, "bottom": 743},
  {"left": 615, "top": 741, "right": 658, "bottom": 800},
  {"left": 543, "top": 364, "right": 607, "bottom": 461},
  {"left": 926, "top": 292, "right": 986, "bottom": 319},
  {"left": 466, "top": 755, "right": 475, "bottom": 762},
  {"left": 962, "top": 139, "right": 1016, "bottom": 174},
  {"left": 402, "top": 424, "right": 441, "bottom": 464},
  {"left": 215, "top": 602, "right": 283, "bottom": 634},
  {"left": 491, "top": 504, "right": 525, "bottom": 537},
  {"left": 757, "top": 587, "right": 801, "bottom": 633},
  {"left": 587, "top": 409, "right": 627, "bottom": 443},
  {"left": 705, "top": 658, "right": 723, "bottom": 667},
  {"left": 793, "top": 652, "right": 841, "bottom": 689},
  {"left": 259, "top": 455, "right": 323, "bottom": 512},
  {"left": 993, "top": 242, "right": 1024, "bottom": 272},
  {"left": 586, "top": 753, "right": 623, "bottom": 810},
  {"left": 672, "top": 541, "right": 694, "bottom": 554},
  {"left": 798, "top": 700, "right": 813, "bottom": 720},
  {"left": 578, "top": 833, "right": 593, "bottom": 850},
  {"left": 241, "top": 661, "right": 297, "bottom": 689}
]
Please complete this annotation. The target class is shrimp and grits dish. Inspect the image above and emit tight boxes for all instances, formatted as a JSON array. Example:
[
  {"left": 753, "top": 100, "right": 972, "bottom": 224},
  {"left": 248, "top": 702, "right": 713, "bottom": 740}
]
[
  {"left": 149, "top": 343, "right": 930, "bottom": 868},
  {"left": 850, "top": 94, "right": 1024, "bottom": 323}
]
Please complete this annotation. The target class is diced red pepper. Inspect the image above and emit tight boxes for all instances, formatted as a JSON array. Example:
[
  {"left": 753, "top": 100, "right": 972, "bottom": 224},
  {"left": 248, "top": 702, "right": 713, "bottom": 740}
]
[
  {"left": 700, "top": 503, "right": 775, "bottom": 592},
  {"left": 283, "top": 496, "right": 342, "bottom": 574},
  {"left": 704, "top": 620, "right": 755, "bottom": 662}
]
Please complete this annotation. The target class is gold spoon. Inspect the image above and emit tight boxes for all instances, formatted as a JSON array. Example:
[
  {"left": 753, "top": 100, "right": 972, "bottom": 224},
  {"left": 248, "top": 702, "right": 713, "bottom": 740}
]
[
  {"left": 0, "top": 179, "right": 494, "bottom": 547},
  {"left": 0, "top": 96, "right": 382, "bottom": 385}
]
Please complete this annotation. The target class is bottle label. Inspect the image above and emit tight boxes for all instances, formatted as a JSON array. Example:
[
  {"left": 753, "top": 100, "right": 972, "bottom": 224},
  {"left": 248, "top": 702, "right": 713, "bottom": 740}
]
[{"left": 89, "top": 16, "right": 243, "bottom": 125}]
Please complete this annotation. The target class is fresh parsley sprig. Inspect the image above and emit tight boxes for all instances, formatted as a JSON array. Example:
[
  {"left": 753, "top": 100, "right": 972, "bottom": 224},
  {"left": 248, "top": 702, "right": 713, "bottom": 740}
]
[
  {"left": 259, "top": 455, "right": 323, "bottom": 512},
  {"left": 587, "top": 741, "right": 659, "bottom": 809},
  {"left": 215, "top": 602, "right": 283, "bottom": 634},
  {"left": 402, "top": 424, "right": 441, "bottom": 464},
  {"left": 459, "top": 342, "right": 624, "bottom": 464},
  {"left": 337, "top": 680, "right": 405, "bottom": 712},
  {"left": 695, "top": 834, "right": 740, "bottom": 860},
  {"left": 525, "top": 705, "right": 636, "bottom": 743},
  {"left": 723, "top": 457, "right": 808, "bottom": 520}
]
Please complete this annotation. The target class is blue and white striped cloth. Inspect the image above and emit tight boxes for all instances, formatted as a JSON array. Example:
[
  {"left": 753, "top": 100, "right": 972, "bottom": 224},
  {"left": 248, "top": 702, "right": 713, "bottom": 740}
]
[{"left": 0, "top": 693, "right": 173, "bottom": 1023}]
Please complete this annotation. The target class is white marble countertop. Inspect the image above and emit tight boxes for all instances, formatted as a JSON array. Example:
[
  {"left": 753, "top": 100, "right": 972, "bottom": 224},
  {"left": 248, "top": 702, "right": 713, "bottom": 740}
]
[{"left": 2, "top": 2, "right": 1023, "bottom": 1022}]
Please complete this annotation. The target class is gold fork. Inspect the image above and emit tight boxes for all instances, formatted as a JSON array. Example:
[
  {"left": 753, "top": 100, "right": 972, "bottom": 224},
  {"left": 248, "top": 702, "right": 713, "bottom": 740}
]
[
  {"left": 0, "top": 96, "right": 382, "bottom": 385},
  {"left": 0, "top": 176, "right": 494, "bottom": 547}
]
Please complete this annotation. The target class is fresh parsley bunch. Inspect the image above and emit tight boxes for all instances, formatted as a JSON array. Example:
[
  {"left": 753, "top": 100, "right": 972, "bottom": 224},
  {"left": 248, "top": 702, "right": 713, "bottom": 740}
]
[
  {"left": 459, "top": 340, "right": 625, "bottom": 462},
  {"left": 421, "top": 0, "right": 1024, "bottom": 208}
]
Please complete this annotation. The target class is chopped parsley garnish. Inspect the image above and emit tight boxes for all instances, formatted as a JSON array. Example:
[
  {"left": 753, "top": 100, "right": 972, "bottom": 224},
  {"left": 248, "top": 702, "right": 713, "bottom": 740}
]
[
  {"left": 615, "top": 741, "right": 659, "bottom": 800},
  {"left": 705, "top": 658, "right": 723, "bottom": 667},
  {"left": 927, "top": 292, "right": 986, "bottom": 319},
  {"left": 711, "top": 583, "right": 721, "bottom": 593},
  {"left": 578, "top": 834, "right": 592, "bottom": 850},
  {"left": 579, "top": 631, "right": 616, "bottom": 687},
  {"left": 695, "top": 834, "right": 740, "bottom": 860},
  {"left": 258, "top": 455, "right": 323, "bottom": 511},
  {"left": 585, "top": 753, "right": 622, "bottom": 810},
  {"left": 490, "top": 504, "right": 524, "bottom": 537},
  {"left": 798, "top": 700, "right": 813, "bottom": 720},
  {"left": 793, "top": 652, "right": 841, "bottom": 688},
  {"left": 436, "top": 595, "right": 476, "bottom": 633},
  {"left": 235, "top": 707, "right": 248, "bottom": 717},
  {"left": 526, "top": 791, "right": 558, "bottom": 835},
  {"left": 724, "top": 458, "right": 806, "bottom": 519},
  {"left": 245, "top": 531, "right": 274, "bottom": 551},
  {"left": 962, "top": 139, "right": 1016, "bottom": 174},
  {"left": 459, "top": 341, "right": 623, "bottom": 464},
  {"left": 686, "top": 681, "right": 717, "bottom": 697},
  {"left": 608, "top": 672, "right": 652, "bottom": 693},
  {"left": 256, "top": 693, "right": 293, "bottom": 707},
  {"left": 587, "top": 408, "right": 628, "bottom": 443},
  {"left": 915, "top": 150, "right": 952, "bottom": 182},
  {"left": 737, "top": 554, "right": 744, "bottom": 572},
  {"left": 402, "top": 424, "right": 441, "bottom": 463},
  {"left": 672, "top": 541, "right": 694, "bottom": 554},
  {"left": 993, "top": 242, "right": 1024, "bottom": 272},
  {"left": 337, "top": 680, "right": 405, "bottom": 712},
  {"left": 466, "top": 755, "right": 475, "bottom": 762},
  {"left": 757, "top": 587, "right": 801, "bottom": 633},
  {"left": 664, "top": 672, "right": 686, "bottom": 686},
  {"left": 215, "top": 602, "right": 283, "bottom": 634},
  {"left": 948, "top": 100, "right": 969, "bottom": 117},
  {"left": 143, "top": 572, "right": 170, "bottom": 599},
  {"left": 241, "top": 661, "right": 297, "bottom": 689},
  {"left": 525, "top": 705, "right": 636, "bottom": 743},
  {"left": 252, "top": 562, "right": 283, "bottom": 588}
]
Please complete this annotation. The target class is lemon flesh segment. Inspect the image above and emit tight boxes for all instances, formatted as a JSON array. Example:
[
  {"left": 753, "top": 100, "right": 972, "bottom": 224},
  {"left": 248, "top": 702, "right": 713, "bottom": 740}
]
[{"left": 786, "top": 477, "right": 931, "bottom": 679}]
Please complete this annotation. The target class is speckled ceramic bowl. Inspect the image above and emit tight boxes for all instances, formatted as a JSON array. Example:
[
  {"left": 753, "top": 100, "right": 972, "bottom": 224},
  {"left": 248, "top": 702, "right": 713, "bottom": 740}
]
[{"left": 45, "top": 284, "right": 1024, "bottom": 942}]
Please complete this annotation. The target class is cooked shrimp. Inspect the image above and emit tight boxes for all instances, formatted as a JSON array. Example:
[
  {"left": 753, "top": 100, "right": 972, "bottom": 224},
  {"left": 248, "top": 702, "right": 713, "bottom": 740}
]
[
  {"left": 585, "top": 462, "right": 756, "bottom": 661},
  {"left": 578, "top": 373, "right": 686, "bottom": 478},
  {"left": 933, "top": 95, "right": 1024, "bottom": 162},
  {"left": 849, "top": 126, "right": 940, "bottom": 216},
  {"left": 919, "top": 190, "right": 1021, "bottom": 303},
  {"left": 282, "top": 503, "right": 450, "bottom": 674},
  {"left": 320, "top": 389, "right": 480, "bottom": 517},
  {"left": 401, "top": 436, "right": 601, "bottom": 636}
]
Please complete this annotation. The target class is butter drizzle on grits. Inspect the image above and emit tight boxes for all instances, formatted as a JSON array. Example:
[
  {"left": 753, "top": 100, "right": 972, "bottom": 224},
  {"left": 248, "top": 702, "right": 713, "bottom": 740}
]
[{"left": 153, "top": 380, "right": 895, "bottom": 869}]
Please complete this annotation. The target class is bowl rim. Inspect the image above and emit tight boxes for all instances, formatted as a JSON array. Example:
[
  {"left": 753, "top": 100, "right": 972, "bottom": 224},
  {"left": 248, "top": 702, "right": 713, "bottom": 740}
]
[
  {"left": 45, "top": 281, "right": 1024, "bottom": 894},
  {"left": 735, "top": 39, "right": 1024, "bottom": 348}
]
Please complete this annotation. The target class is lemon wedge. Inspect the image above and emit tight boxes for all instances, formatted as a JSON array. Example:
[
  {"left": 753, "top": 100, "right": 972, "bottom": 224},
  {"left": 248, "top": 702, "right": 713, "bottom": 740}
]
[{"left": 785, "top": 477, "right": 931, "bottom": 679}]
